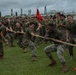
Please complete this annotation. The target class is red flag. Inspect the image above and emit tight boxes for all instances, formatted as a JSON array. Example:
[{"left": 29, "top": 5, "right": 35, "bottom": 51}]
[{"left": 36, "top": 8, "right": 43, "bottom": 21}]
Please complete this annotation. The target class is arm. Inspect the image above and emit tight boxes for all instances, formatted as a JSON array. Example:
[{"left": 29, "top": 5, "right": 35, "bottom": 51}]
[
  {"left": 30, "top": 32, "right": 36, "bottom": 36},
  {"left": 36, "top": 23, "right": 42, "bottom": 31},
  {"left": 10, "top": 27, "right": 13, "bottom": 32},
  {"left": 0, "top": 32, "right": 7, "bottom": 43},
  {"left": 66, "top": 30, "right": 69, "bottom": 42},
  {"left": 6, "top": 27, "right": 13, "bottom": 32}
]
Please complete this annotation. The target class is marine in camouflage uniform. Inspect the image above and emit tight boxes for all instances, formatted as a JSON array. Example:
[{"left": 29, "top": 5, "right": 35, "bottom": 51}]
[
  {"left": 58, "top": 14, "right": 67, "bottom": 42},
  {"left": 15, "top": 22, "right": 25, "bottom": 53},
  {"left": 55, "top": 12, "right": 61, "bottom": 29},
  {"left": 22, "top": 19, "right": 29, "bottom": 32},
  {"left": 0, "top": 21, "right": 7, "bottom": 46},
  {"left": 36, "top": 22, "right": 46, "bottom": 45},
  {"left": 58, "top": 14, "right": 67, "bottom": 31},
  {"left": 0, "top": 21, "right": 7, "bottom": 59},
  {"left": 44, "top": 23, "right": 69, "bottom": 73},
  {"left": 5, "top": 19, "right": 15, "bottom": 47},
  {"left": 20, "top": 22, "right": 37, "bottom": 61},
  {"left": 66, "top": 15, "right": 76, "bottom": 60}
]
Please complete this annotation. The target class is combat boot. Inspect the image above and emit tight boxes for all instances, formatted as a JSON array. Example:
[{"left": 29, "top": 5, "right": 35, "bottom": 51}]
[
  {"left": 32, "top": 55, "right": 37, "bottom": 61},
  {"left": 48, "top": 57, "right": 56, "bottom": 66},
  {"left": 70, "top": 55, "right": 74, "bottom": 60},
  {"left": 0, "top": 55, "right": 4, "bottom": 60},
  {"left": 23, "top": 48, "right": 27, "bottom": 53},
  {"left": 10, "top": 43, "right": 16, "bottom": 47},
  {"left": 62, "top": 63, "right": 69, "bottom": 73}
]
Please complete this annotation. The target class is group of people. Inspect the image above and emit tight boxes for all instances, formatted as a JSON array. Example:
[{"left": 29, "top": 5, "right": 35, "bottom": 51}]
[{"left": 0, "top": 12, "right": 76, "bottom": 73}]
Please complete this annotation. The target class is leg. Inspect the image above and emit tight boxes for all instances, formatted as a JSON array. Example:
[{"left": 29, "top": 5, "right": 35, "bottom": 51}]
[
  {"left": 69, "top": 39, "right": 74, "bottom": 60},
  {"left": 57, "top": 45, "right": 66, "bottom": 63},
  {"left": 21, "top": 39, "right": 37, "bottom": 61},
  {"left": 57, "top": 45, "right": 69, "bottom": 73},
  {"left": 44, "top": 44, "right": 57, "bottom": 66},
  {"left": 25, "top": 40, "right": 37, "bottom": 61},
  {"left": 18, "top": 38, "right": 27, "bottom": 53},
  {"left": 0, "top": 42, "right": 4, "bottom": 59},
  {"left": 9, "top": 33, "right": 15, "bottom": 47},
  {"left": 28, "top": 41, "right": 37, "bottom": 57},
  {"left": 69, "top": 46, "right": 74, "bottom": 60}
]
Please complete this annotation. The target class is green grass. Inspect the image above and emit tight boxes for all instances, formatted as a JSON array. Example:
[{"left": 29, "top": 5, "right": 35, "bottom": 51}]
[{"left": 0, "top": 42, "right": 76, "bottom": 75}]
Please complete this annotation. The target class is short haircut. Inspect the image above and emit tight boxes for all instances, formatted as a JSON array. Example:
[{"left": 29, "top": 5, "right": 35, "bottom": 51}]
[
  {"left": 67, "top": 15, "right": 73, "bottom": 18},
  {"left": 29, "top": 22, "right": 35, "bottom": 26}
]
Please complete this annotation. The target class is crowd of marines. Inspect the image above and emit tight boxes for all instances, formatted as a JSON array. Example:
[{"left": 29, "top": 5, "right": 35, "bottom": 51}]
[{"left": 0, "top": 12, "right": 76, "bottom": 73}]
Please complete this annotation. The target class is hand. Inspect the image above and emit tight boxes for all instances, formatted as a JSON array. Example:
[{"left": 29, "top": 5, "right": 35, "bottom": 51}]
[
  {"left": 35, "top": 35, "right": 39, "bottom": 37},
  {"left": 5, "top": 39, "right": 8, "bottom": 44},
  {"left": 17, "top": 31, "right": 20, "bottom": 33},
  {"left": 66, "top": 39, "right": 69, "bottom": 42},
  {"left": 44, "top": 36, "right": 47, "bottom": 40}
]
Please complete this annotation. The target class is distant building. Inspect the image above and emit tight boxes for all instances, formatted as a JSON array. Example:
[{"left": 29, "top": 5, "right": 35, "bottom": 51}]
[
  {"left": 28, "top": 9, "right": 31, "bottom": 16},
  {"left": 21, "top": 8, "right": 23, "bottom": 16},
  {"left": 58, "top": 11, "right": 64, "bottom": 14},
  {"left": 15, "top": 12, "right": 18, "bottom": 16},
  {"left": 66, "top": 11, "right": 76, "bottom": 16},
  {"left": 50, "top": 10, "right": 56, "bottom": 14},
  {"left": 11, "top": 9, "right": 13, "bottom": 16},
  {"left": 0, "top": 11, "right": 2, "bottom": 17},
  {"left": 44, "top": 5, "right": 47, "bottom": 15}
]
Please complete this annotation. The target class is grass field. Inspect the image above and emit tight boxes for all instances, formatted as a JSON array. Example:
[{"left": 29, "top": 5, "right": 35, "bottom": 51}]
[{"left": 0, "top": 42, "right": 76, "bottom": 75}]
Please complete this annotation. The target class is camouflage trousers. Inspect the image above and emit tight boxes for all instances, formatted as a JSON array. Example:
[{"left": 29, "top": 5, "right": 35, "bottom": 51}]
[
  {"left": 17, "top": 35, "right": 24, "bottom": 47},
  {"left": 5, "top": 33, "right": 14, "bottom": 44},
  {"left": 0, "top": 42, "right": 3, "bottom": 56},
  {"left": 44, "top": 44, "right": 66, "bottom": 64},
  {"left": 68, "top": 35, "right": 76, "bottom": 57},
  {"left": 19, "top": 39, "right": 37, "bottom": 57}
]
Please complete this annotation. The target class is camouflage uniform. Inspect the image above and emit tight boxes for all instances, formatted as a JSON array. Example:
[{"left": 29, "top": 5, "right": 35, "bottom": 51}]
[
  {"left": 0, "top": 27, "right": 4, "bottom": 57},
  {"left": 31, "top": 21, "right": 38, "bottom": 43},
  {"left": 0, "top": 25, "right": 7, "bottom": 37},
  {"left": 59, "top": 19, "right": 67, "bottom": 40},
  {"left": 44, "top": 22, "right": 69, "bottom": 72},
  {"left": 36, "top": 25, "right": 46, "bottom": 45},
  {"left": 15, "top": 26, "right": 24, "bottom": 48},
  {"left": 5, "top": 24, "right": 15, "bottom": 46},
  {"left": 58, "top": 20, "right": 67, "bottom": 32},
  {"left": 44, "top": 26, "right": 66, "bottom": 64},
  {"left": 56, "top": 18, "right": 61, "bottom": 29},
  {"left": 66, "top": 20, "right": 76, "bottom": 59}
]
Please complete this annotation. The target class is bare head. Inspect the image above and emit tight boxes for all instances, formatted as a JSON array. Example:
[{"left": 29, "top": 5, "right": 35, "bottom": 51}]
[{"left": 16, "top": 22, "right": 20, "bottom": 28}]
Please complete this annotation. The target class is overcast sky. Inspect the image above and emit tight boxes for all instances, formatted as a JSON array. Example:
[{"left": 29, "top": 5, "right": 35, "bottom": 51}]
[{"left": 0, "top": 0, "right": 76, "bottom": 16}]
